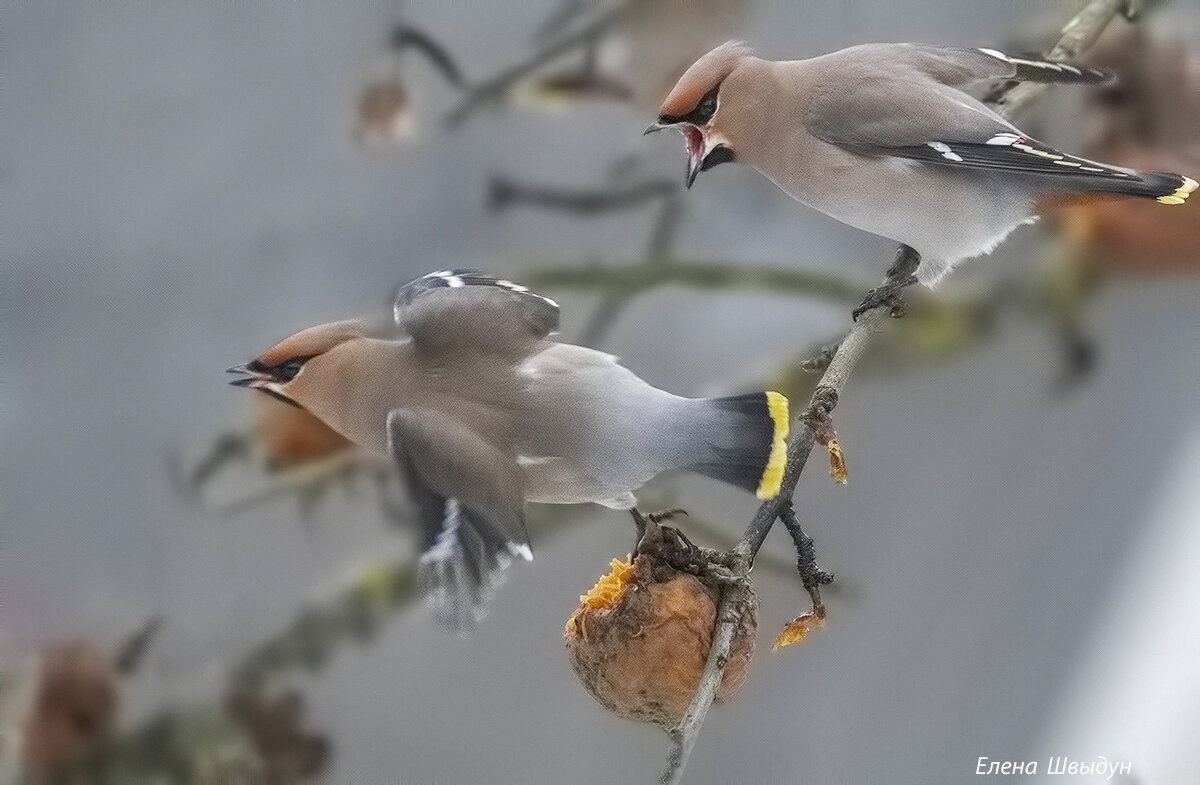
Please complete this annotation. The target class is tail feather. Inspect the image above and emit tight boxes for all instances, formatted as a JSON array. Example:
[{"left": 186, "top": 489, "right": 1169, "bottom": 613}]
[
  {"left": 1147, "top": 174, "right": 1197, "bottom": 204},
  {"left": 1067, "top": 171, "right": 1196, "bottom": 203},
  {"left": 896, "top": 132, "right": 1196, "bottom": 206},
  {"left": 682, "top": 392, "right": 789, "bottom": 500}
]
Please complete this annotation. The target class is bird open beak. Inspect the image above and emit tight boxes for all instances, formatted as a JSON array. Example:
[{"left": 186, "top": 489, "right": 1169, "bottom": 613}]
[
  {"left": 644, "top": 119, "right": 709, "bottom": 189},
  {"left": 226, "top": 363, "right": 268, "bottom": 388},
  {"left": 227, "top": 364, "right": 300, "bottom": 407},
  {"left": 679, "top": 124, "right": 708, "bottom": 189}
]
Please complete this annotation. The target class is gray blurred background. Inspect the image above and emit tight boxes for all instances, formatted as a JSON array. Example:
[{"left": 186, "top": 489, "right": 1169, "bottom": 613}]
[{"left": 4, "top": 1, "right": 1198, "bottom": 783}]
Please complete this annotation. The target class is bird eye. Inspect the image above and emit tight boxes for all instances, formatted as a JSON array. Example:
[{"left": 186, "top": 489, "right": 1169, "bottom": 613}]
[
  {"left": 277, "top": 357, "right": 307, "bottom": 381},
  {"left": 695, "top": 88, "right": 719, "bottom": 122}
]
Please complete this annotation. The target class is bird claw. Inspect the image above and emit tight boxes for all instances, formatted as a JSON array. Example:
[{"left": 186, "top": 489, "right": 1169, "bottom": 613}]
[
  {"left": 853, "top": 245, "right": 922, "bottom": 321},
  {"left": 647, "top": 508, "right": 688, "bottom": 525},
  {"left": 706, "top": 564, "right": 751, "bottom": 589},
  {"left": 631, "top": 508, "right": 690, "bottom": 557},
  {"left": 852, "top": 277, "right": 916, "bottom": 320}
]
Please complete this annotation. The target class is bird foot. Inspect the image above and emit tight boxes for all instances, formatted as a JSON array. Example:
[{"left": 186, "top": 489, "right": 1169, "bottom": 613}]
[
  {"left": 853, "top": 245, "right": 922, "bottom": 321},
  {"left": 630, "top": 507, "right": 689, "bottom": 556},
  {"left": 852, "top": 274, "right": 918, "bottom": 320},
  {"left": 704, "top": 563, "right": 753, "bottom": 590},
  {"left": 646, "top": 507, "right": 687, "bottom": 525}
]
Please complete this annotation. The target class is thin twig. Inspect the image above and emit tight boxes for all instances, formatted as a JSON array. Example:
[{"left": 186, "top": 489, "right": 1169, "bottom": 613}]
[
  {"left": 799, "top": 341, "right": 842, "bottom": 372},
  {"left": 524, "top": 260, "right": 871, "bottom": 304},
  {"left": 444, "top": 5, "right": 629, "bottom": 128},
  {"left": 646, "top": 194, "right": 686, "bottom": 260},
  {"left": 579, "top": 294, "right": 634, "bottom": 347},
  {"left": 778, "top": 504, "right": 834, "bottom": 612},
  {"left": 487, "top": 177, "right": 678, "bottom": 215},
  {"left": 227, "top": 501, "right": 804, "bottom": 690},
  {"left": 989, "top": 0, "right": 1130, "bottom": 116},
  {"left": 659, "top": 1, "right": 1132, "bottom": 781},
  {"left": 532, "top": 0, "right": 593, "bottom": 44},
  {"left": 579, "top": 192, "right": 686, "bottom": 345}
]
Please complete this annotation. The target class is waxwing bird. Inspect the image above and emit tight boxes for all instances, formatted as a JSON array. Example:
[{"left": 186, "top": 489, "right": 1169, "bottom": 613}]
[
  {"left": 646, "top": 42, "right": 1196, "bottom": 288},
  {"left": 228, "top": 270, "right": 789, "bottom": 633}
]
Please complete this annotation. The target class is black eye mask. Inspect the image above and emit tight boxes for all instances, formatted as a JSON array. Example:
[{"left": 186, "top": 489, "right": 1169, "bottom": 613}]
[
  {"left": 276, "top": 357, "right": 307, "bottom": 381},
  {"left": 659, "top": 85, "right": 721, "bottom": 125}
]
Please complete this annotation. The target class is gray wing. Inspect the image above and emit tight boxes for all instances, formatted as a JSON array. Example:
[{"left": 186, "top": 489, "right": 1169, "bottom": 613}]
[
  {"left": 392, "top": 269, "right": 559, "bottom": 359},
  {"left": 814, "top": 43, "right": 1112, "bottom": 90},
  {"left": 803, "top": 44, "right": 1031, "bottom": 152},
  {"left": 804, "top": 44, "right": 1136, "bottom": 184},
  {"left": 388, "top": 408, "right": 531, "bottom": 635}
]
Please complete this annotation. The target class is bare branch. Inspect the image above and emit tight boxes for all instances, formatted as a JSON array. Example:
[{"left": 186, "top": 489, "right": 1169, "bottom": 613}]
[
  {"left": 989, "top": 0, "right": 1132, "bottom": 117},
  {"left": 488, "top": 176, "right": 678, "bottom": 215},
  {"left": 524, "top": 260, "right": 872, "bottom": 303},
  {"left": 444, "top": 5, "right": 629, "bottom": 128},
  {"left": 659, "top": 253, "right": 905, "bottom": 785}
]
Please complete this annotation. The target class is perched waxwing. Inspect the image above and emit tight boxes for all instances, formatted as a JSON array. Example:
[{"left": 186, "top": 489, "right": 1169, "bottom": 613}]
[
  {"left": 229, "top": 270, "right": 789, "bottom": 633},
  {"left": 647, "top": 42, "right": 1196, "bottom": 287}
]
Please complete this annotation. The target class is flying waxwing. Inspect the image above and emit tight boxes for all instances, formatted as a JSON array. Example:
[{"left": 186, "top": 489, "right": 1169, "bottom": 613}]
[
  {"left": 228, "top": 270, "right": 789, "bottom": 634},
  {"left": 646, "top": 42, "right": 1197, "bottom": 287}
]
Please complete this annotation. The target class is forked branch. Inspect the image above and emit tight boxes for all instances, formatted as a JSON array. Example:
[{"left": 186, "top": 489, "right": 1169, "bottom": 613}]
[{"left": 659, "top": 2, "right": 1137, "bottom": 782}]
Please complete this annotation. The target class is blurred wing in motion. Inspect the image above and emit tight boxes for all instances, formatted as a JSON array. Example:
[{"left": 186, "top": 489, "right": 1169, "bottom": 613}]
[
  {"left": 387, "top": 408, "right": 531, "bottom": 635},
  {"left": 392, "top": 269, "right": 559, "bottom": 359}
]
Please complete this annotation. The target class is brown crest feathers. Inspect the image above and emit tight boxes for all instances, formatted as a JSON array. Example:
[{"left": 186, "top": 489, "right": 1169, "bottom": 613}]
[
  {"left": 658, "top": 41, "right": 752, "bottom": 119},
  {"left": 257, "top": 320, "right": 370, "bottom": 367}
]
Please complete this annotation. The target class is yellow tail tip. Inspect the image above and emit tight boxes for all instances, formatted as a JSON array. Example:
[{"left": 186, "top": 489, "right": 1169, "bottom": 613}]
[
  {"left": 1158, "top": 176, "right": 1196, "bottom": 205},
  {"left": 756, "top": 391, "right": 790, "bottom": 500}
]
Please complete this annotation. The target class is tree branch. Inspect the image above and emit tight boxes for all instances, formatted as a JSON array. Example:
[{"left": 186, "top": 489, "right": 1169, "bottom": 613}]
[
  {"left": 988, "top": 0, "right": 1133, "bottom": 116},
  {"left": 228, "top": 503, "right": 802, "bottom": 689},
  {"left": 659, "top": 1, "right": 1134, "bottom": 782},
  {"left": 444, "top": 5, "right": 629, "bottom": 128},
  {"left": 660, "top": 251, "right": 908, "bottom": 785},
  {"left": 524, "top": 260, "right": 871, "bottom": 304},
  {"left": 488, "top": 176, "right": 679, "bottom": 216}
]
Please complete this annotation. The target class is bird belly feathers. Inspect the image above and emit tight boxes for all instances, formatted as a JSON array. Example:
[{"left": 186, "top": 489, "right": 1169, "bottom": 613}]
[
  {"left": 514, "top": 344, "right": 688, "bottom": 507},
  {"left": 755, "top": 138, "right": 1037, "bottom": 285}
]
